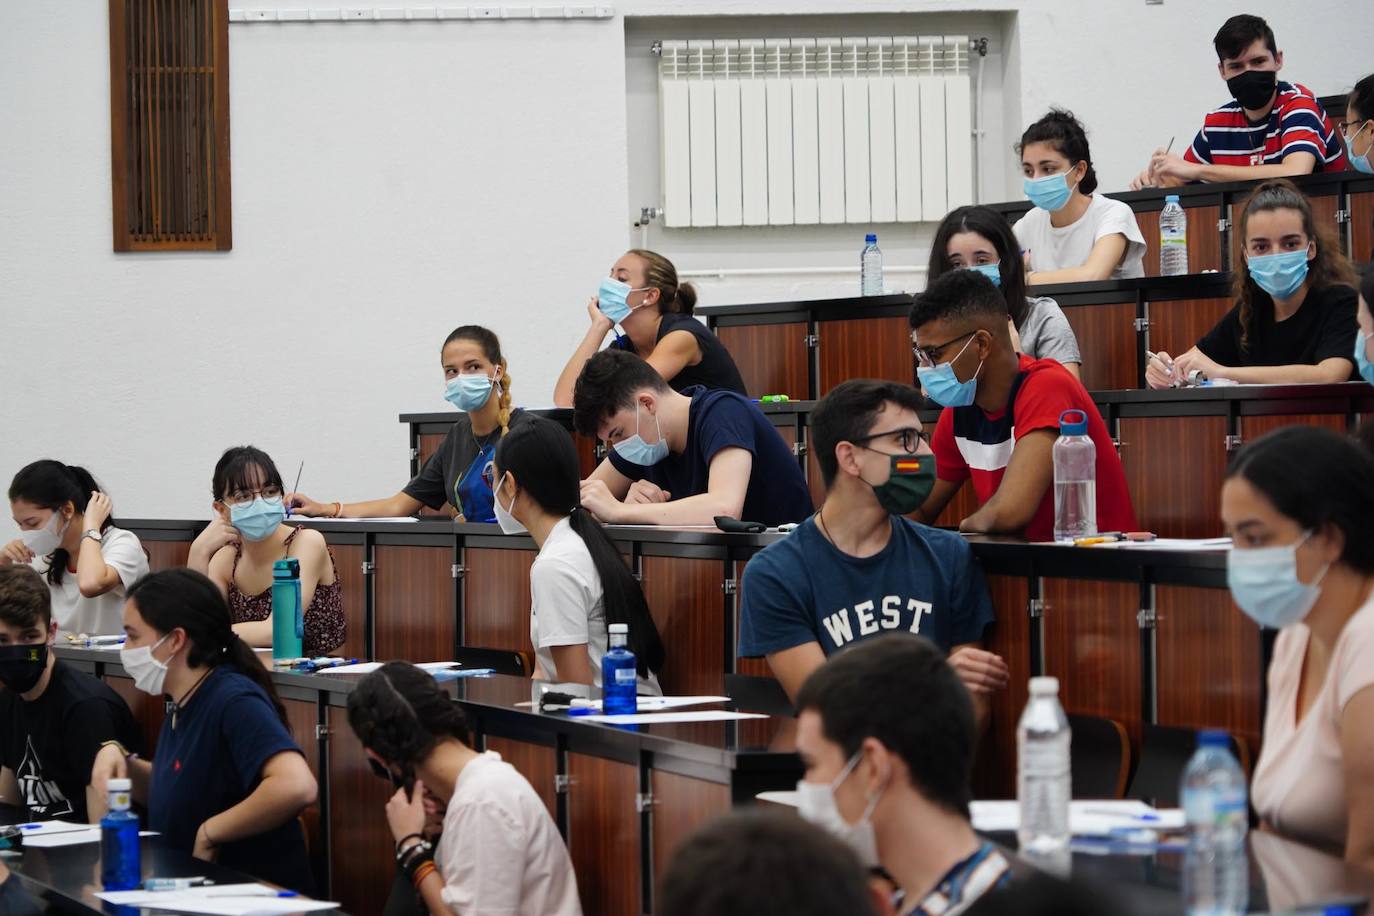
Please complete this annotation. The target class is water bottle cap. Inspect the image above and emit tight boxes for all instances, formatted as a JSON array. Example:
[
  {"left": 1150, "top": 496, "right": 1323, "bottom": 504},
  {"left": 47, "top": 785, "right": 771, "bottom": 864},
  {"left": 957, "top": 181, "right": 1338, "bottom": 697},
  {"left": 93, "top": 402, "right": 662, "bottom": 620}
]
[
  {"left": 1198, "top": 729, "right": 1229, "bottom": 747},
  {"left": 608, "top": 623, "right": 628, "bottom": 635},
  {"left": 1058, "top": 409, "right": 1089, "bottom": 436},
  {"left": 1165, "top": 194, "right": 1180, "bottom": 203},
  {"left": 273, "top": 557, "right": 301, "bottom": 577},
  {"left": 1028, "top": 676, "right": 1059, "bottom": 696},
  {"left": 865, "top": 233, "right": 877, "bottom": 243},
  {"left": 107, "top": 778, "right": 132, "bottom": 791}
]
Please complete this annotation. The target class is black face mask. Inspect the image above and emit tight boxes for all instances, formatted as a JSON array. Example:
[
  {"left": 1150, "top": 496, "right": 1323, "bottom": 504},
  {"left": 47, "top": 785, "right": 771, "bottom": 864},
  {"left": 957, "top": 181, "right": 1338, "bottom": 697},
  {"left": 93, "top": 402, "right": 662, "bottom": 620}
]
[
  {"left": 0, "top": 644, "right": 49, "bottom": 694},
  {"left": 1226, "top": 69, "right": 1277, "bottom": 111}
]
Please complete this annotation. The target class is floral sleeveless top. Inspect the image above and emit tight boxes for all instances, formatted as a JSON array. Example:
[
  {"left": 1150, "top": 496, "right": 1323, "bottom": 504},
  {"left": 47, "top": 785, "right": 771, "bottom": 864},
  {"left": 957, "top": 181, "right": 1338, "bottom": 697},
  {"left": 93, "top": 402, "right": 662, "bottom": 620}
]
[{"left": 227, "top": 527, "right": 346, "bottom": 656}]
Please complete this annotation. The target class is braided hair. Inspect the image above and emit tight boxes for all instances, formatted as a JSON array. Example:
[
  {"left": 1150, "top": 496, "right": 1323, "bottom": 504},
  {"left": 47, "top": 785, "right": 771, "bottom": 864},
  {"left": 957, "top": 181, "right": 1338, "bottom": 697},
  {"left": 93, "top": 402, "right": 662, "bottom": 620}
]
[
  {"left": 443, "top": 325, "right": 513, "bottom": 436},
  {"left": 346, "top": 662, "right": 472, "bottom": 777}
]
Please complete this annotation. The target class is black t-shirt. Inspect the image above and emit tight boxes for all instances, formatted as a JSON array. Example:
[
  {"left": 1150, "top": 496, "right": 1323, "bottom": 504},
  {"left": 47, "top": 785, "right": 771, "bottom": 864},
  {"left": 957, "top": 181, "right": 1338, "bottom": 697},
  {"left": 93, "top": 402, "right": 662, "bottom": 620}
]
[
  {"left": 611, "top": 313, "right": 749, "bottom": 396},
  {"left": 148, "top": 666, "right": 313, "bottom": 894},
  {"left": 403, "top": 408, "right": 535, "bottom": 519},
  {"left": 607, "top": 386, "right": 814, "bottom": 526},
  {"left": 0, "top": 659, "right": 141, "bottom": 822},
  {"left": 1196, "top": 284, "right": 1358, "bottom": 376}
]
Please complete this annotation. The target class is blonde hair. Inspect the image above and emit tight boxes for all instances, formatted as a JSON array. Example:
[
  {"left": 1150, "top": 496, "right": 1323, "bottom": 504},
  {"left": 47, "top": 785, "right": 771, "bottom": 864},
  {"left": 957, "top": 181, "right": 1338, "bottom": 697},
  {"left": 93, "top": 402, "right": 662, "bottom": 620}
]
[{"left": 627, "top": 249, "right": 698, "bottom": 316}]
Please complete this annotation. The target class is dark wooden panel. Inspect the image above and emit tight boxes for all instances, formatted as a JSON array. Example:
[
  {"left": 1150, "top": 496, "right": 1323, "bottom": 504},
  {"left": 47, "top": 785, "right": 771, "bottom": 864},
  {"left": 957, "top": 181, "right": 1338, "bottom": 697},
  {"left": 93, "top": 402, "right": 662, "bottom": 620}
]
[
  {"left": 567, "top": 752, "right": 638, "bottom": 916},
  {"left": 642, "top": 556, "right": 725, "bottom": 696},
  {"left": 374, "top": 544, "right": 454, "bottom": 661},
  {"left": 818, "top": 316, "right": 913, "bottom": 396},
  {"left": 651, "top": 770, "right": 729, "bottom": 890},
  {"left": 484, "top": 736, "right": 557, "bottom": 821},
  {"left": 327, "top": 705, "right": 394, "bottom": 916},
  {"left": 283, "top": 698, "right": 324, "bottom": 886},
  {"left": 1118, "top": 416, "right": 1228, "bottom": 538},
  {"left": 1239, "top": 413, "right": 1348, "bottom": 447},
  {"left": 716, "top": 321, "right": 810, "bottom": 400},
  {"left": 144, "top": 539, "right": 190, "bottom": 573},
  {"left": 1147, "top": 297, "right": 1233, "bottom": 364},
  {"left": 1042, "top": 578, "right": 1141, "bottom": 741},
  {"left": 1137, "top": 204, "right": 1223, "bottom": 277},
  {"left": 572, "top": 431, "right": 600, "bottom": 480},
  {"left": 1061, "top": 301, "right": 1136, "bottom": 391},
  {"left": 971, "top": 573, "right": 1031, "bottom": 800},
  {"left": 1351, "top": 190, "right": 1374, "bottom": 263},
  {"left": 324, "top": 542, "right": 367, "bottom": 660},
  {"left": 105, "top": 674, "right": 165, "bottom": 758},
  {"left": 463, "top": 547, "right": 536, "bottom": 654},
  {"left": 1155, "top": 585, "right": 1262, "bottom": 752},
  {"left": 417, "top": 432, "right": 449, "bottom": 518},
  {"left": 805, "top": 441, "right": 827, "bottom": 515}
]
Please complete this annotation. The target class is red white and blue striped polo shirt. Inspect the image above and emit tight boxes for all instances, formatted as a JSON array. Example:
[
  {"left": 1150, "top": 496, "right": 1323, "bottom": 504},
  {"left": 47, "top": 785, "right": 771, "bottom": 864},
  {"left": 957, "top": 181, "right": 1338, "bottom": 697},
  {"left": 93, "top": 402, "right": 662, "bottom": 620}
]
[{"left": 1183, "top": 81, "right": 1347, "bottom": 172}]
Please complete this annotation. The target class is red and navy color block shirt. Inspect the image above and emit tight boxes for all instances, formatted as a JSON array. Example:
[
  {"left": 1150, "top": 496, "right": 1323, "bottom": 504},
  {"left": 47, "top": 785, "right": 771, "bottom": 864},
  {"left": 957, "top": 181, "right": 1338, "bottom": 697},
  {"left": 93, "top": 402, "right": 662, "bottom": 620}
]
[
  {"left": 930, "top": 355, "right": 1138, "bottom": 542},
  {"left": 1183, "top": 81, "right": 1347, "bottom": 172}
]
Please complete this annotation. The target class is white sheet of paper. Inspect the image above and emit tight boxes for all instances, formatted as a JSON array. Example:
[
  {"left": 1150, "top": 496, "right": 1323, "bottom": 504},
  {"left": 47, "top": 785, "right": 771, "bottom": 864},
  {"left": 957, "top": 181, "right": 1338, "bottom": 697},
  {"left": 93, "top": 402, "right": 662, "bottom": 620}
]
[
  {"left": 316, "top": 660, "right": 458, "bottom": 676},
  {"left": 1103, "top": 537, "right": 1232, "bottom": 551},
  {"left": 2, "top": 820, "right": 93, "bottom": 836},
  {"left": 287, "top": 516, "right": 418, "bottom": 523},
  {"left": 27, "top": 829, "right": 157, "bottom": 848},
  {"left": 97, "top": 884, "right": 274, "bottom": 904},
  {"left": 755, "top": 790, "right": 799, "bottom": 807},
  {"left": 99, "top": 884, "right": 339, "bottom": 913},
  {"left": 969, "top": 800, "right": 1185, "bottom": 834},
  {"left": 581, "top": 710, "right": 766, "bottom": 724}
]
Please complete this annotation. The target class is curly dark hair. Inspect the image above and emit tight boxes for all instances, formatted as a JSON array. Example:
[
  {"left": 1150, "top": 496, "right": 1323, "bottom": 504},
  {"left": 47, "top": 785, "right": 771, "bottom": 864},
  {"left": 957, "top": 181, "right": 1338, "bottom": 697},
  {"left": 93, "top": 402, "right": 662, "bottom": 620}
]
[{"left": 346, "top": 662, "right": 472, "bottom": 778}]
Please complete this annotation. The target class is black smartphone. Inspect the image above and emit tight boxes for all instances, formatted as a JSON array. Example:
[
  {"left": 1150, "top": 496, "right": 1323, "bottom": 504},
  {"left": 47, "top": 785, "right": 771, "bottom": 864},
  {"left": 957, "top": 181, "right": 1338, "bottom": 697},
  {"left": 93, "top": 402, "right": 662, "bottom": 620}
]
[{"left": 714, "top": 516, "right": 767, "bottom": 534}]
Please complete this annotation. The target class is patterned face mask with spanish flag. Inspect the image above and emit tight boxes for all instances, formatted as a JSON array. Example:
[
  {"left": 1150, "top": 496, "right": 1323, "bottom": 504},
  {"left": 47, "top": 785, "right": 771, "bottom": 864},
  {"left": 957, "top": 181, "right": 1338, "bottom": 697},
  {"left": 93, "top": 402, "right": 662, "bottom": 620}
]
[{"left": 869, "top": 454, "right": 937, "bottom": 516}]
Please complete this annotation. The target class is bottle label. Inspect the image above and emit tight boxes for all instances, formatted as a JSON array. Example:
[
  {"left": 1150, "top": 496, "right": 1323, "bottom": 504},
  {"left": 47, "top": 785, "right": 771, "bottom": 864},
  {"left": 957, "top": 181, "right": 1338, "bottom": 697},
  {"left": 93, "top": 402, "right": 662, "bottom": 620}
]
[
  {"left": 109, "top": 790, "right": 130, "bottom": 810},
  {"left": 614, "top": 668, "right": 636, "bottom": 685},
  {"left": 1183, "top": 787, "right": 1246, "bottom": 827},
  {"left": 1020, "top": 737, "right": 1069, "bottom": 778}
]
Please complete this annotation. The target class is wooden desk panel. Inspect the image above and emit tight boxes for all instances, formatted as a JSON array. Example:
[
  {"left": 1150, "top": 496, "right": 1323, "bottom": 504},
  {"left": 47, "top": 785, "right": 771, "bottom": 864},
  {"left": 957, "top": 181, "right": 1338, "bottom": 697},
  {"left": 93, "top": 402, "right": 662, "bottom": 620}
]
[
  {"left": 641, "top": 556, "right": 727, "bottom": 696},
  {"left": 1137, "top": 205, "right": 1223, "bottom": 277},
  {"left": 326, "top": 705, "right": 394, "bottom": 916},
  {"left": 1239, "top": 412, "right": 1348, "bottom": 447},
  {"left": 972, "top": 573, "right": 1031, "bottom": 800},
  {"left": 416, "top": 432, "right": 449, "bottom": 518},
  {"left": 651, "top": 770, "right": 729, "bottom": 900},
  {"left": 1061, "top": 301, "right": 1136, "bottom": 391},
  {"left": 1351, "top": 189, "right": 1374, "bottom": 263},
  {"left": 716, "top": 321, "right": 810, "bottom": 400},
  {"left": 484, "top": 735, "right": 557, "bottom": 821},
  {"left": 573, "top": 432, "right": 600, "bottom": 481},
  {"left": 567, "top": 752, "right": 639, "bottom": 916},
  {"left": 326, "top": 542, "right": 367, "bottom": 660},
  {"left": 283, "top": 698, "right": 325, "bottom": 889},
  {"left": 144, "top": 539, "right": 190, "bottom": 573},
  {"left": 374, "top": 544, "right": 455, "bottom": 661},
  {"left": 805, "top": 445, "right": 826, "bottom": 514},
  {"left": 1041, "top": 578, "right": 1142, "bottom": 742},
  {"left": 1118, "top": 415, "right": 1228, "bottom": 538},
  {"left": 1155, "top": 585, "right": 1262, "bottom": 752},
  {"left": 1146, "top": 297, "right": 1232, "bottom": 365},
  {"left": 463, "top": 547, "right": 536, "bottom": 654},
  {"left": 818, "top": 316, "right": 913, "bottom": 396},
  {"left": 1232, "top": 194, "right": 1342, "bottom": 253}
]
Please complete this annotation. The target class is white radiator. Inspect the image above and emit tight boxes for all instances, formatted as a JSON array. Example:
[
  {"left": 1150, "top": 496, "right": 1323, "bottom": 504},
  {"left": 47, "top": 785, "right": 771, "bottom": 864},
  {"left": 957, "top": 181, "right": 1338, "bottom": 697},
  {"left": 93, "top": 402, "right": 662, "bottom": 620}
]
[{"left": 658, "top": 36, "right": 973, "bottom": 229}]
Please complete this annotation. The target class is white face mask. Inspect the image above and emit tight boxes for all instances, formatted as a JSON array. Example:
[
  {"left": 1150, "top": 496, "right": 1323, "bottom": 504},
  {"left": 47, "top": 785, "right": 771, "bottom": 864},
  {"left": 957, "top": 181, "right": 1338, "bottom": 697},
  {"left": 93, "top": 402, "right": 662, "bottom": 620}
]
[
  {"left": 795, "top": 751, "right": 885, "bottom": 869},
  {"left": 121, "top": 633, "right": 173, "bottom": 696},
  {"left": 493, "top": 474, "right": 527, "bottom": 536},
  {"left": 20, "top": 510, "right": 69, "bottom": 557}
]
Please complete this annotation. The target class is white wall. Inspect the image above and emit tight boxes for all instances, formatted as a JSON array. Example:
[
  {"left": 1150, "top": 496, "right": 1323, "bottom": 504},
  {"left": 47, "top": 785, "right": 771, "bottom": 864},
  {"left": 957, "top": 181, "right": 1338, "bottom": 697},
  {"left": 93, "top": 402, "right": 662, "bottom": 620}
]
[{"left": 1, "top": 0, "right": 1370, "bottom": 522}]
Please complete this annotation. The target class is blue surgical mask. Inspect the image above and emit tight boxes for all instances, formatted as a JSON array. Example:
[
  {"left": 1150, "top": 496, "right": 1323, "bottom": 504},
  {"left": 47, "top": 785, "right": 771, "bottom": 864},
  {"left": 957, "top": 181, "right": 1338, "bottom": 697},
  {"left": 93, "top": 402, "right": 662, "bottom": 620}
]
[
  {"left": 597, "top": 278, "right": 650, "bottom": 325},
  {"left": 230, "top": 496, "right": 286, "bottom": 543},
  {"left": 1247, "top": 249, "right": 1310, "bottom": 300},
  {"left": 613, "top": 403, "right": 669, "bottom": 466},
  {"left": 916, "top": 335, "right": 984, "bottom": 408},
  {"left": 1227, "top": 531, "right": 1329, "bottom": 629},
  {"left": 1356, "top": 332, "right": 1374, "bottom": 385},
  {"left": 444, "top": 374, "right": 495, "bottom": 412},
  {"left": 962, "top": 263, "right": 1002, "bottom": 287},
  {"left": 1347, "top": 123, "right": 1374, "bottom": 175},
  {"left": 1024, "top": 172, "right": 1073, "bottom": 212}
]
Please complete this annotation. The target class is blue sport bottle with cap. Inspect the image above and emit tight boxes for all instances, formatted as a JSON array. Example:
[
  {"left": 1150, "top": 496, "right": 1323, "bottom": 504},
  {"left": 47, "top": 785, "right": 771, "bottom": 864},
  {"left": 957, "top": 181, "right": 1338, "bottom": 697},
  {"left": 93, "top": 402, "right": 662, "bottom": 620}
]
[
  {"left": 101, "top": 777, "right": 141, "bottom": 890},
  {"left": 1053, "top": 409, "right": 1096, "bottom": 542},
  {"left": 601, "top": 624, "right": 638, "bottom": 715},
  {"left": 272, "top": 557, "right": 304, "bottom": 661}
]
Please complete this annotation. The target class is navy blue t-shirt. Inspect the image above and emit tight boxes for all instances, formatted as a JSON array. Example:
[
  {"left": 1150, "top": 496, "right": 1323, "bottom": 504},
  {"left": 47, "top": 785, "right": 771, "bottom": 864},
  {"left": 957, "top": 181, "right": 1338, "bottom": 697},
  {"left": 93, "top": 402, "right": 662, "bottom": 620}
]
[
  {"left": 148, "top": 666, "right": 313, "bottom": 894},
  {"left": 737, "top": 516, "right": 995, "bottom": 658},
  {"left": 607, "top": 386, "right": 813, "bottom": 527}
]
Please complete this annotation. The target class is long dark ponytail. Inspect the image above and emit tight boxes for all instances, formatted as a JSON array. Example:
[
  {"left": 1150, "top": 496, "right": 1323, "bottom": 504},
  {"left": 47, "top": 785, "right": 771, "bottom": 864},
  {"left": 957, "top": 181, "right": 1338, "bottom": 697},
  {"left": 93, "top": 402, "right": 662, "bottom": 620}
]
[
  {"left": 125, "top": 569, "right": 288, "bottom": 723},
  {"left": 9, "top": 460, "right": 110, "bottom": 586},
  {"left": 494, "top": 418, "right": 665, "bottom": 677}
]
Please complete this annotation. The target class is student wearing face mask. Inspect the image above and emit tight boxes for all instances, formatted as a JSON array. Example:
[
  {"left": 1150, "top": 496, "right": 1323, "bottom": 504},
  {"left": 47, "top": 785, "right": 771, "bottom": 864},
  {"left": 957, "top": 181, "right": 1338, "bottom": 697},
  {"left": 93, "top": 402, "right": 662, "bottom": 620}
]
[
  {"left": 553, "top": 249, "right": 747, "bottom": 406},
  {"left": 910, "top": 271, "right": 1137, "bottom": 541},
  {"left": 573, "top": 349, "right": 812, "bottom": 527},
  {"left": 90, "top": 569, "right": 318, "bottom": 891},
  {"left": 794, "top": 634, "right": 1011, "bottom": 916},
  {"left": 1344, "top": 76, "right": 1374, "bottom": 248},
  {"left": 1132, "top": 15, "right": 1346, "bottom": 190},
  {"left": 0, "top": 566, "right": 141, "bottom": 823},
  {"left": 490, "top": 418, "right": 663, "bottom": 694},
  {"left": 1146, "top": 180, "right": 1359, "bottom": 389},
  {"left": 289, "top": 325, "right": 530, "bottom": 523},
  {"left": 1221, "top": 426, "right": 1374, "bottom": 871},
  {"left": 928, "top": 205, "right": 1081, "bottom": 377},
  {"left": 188, "top": 446, "right": 344, "bottom": 657},
  {"left": 1352, "top": 269, "right": 1374, "bottom": 386},
  {"left": 737, "top": 380, "right": 1006, "bottom": 728},
  {"left": 2, "top": 461, "right": 149, "bottom": 637}
]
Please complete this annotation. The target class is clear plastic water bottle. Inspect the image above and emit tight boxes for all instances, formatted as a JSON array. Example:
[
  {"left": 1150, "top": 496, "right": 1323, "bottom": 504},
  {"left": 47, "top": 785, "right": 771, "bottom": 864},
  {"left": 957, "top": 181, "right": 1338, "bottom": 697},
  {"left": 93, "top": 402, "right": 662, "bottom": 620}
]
[
  {"left": 601, "top": 623, "right": 638, "bottom": 715},
  {"left": 101, "top": 777, "right": 141, "bottom": 891},
  {"left": 860, "top": 233, "right": 883, "bottom": 296},
  {"left": 1160, "top": 195, "right": 1189, "bottom": 276},
  {"left": 1053, "top": 409, "right": 1097, "bottom": 542},
  {"left": 1182, "top": 731, "right": 1249, "bottom": 916},
  {"left": 1017, "top": 676, "right": 1071, "bottom": 855},
  {"left": 272, "top": 557, "right": 304, "bottom": 661}
]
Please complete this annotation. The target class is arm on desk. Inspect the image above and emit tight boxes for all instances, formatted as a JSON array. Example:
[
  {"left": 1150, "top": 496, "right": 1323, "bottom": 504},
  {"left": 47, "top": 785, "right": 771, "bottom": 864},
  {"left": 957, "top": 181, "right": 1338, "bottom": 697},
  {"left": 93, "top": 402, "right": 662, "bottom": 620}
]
[
  {"left": 766, "top": 642, "right": 828, "bottom": 705},
  {"left": 1026, "top": 234, "right": 1129, "bottom": 285},
  {"left": 547, "top": 645, "right": 596, "bottom": 688},
  {"left": 582, "top": 448, "right": 751, "bottom": 526},
  {"left": 196, "top": 750, "right": 317, "bottom": 862},
  {"left": 959, "top": 430, "right": 1056, "bottom": 535}
]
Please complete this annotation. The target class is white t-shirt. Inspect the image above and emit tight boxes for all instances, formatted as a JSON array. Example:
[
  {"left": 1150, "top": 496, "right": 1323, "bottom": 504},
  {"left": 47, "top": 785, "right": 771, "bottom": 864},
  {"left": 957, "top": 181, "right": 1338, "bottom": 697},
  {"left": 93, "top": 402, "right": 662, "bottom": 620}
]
[
  {"left": 529, "top": 518, "right": 662, "bottom": 695},
  {"left": 436, "top": 752, "right": 582, "bottom": 916},
  {"left": 1015, "top": 193, "right": 1146, "bottom": 279},
  {"left": 33, "top": 526, "right": 148, "bottom": 637}
]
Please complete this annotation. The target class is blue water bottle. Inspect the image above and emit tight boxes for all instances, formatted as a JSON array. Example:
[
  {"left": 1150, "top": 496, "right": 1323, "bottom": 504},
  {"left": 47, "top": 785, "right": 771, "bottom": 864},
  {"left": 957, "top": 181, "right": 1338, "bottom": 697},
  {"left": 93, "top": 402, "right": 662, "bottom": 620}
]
[
  {"left": 101, "top": 778, "right": 141, "bottom": 890},
  {"left": 601, "top": 623, "right": 638, "bottom": 715},
  {"left": 272, "top": 558, "right": 303, "bottom": 661}
]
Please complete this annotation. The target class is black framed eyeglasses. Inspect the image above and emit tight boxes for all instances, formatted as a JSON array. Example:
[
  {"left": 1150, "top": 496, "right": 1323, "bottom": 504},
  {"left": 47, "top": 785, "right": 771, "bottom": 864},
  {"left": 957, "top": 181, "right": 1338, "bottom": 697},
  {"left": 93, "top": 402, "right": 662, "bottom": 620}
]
[
  {"left": 221, "top": 486, "right": 283, "bottom": 507},
  {"left": 367, "top": 757, "right": 411, "bottom": 790},
  {"left": 912, "top": 330, "right": 976, "bottom": 367},
  {"left": 851, "top": 427, "right": 929, "bottom": 455}
]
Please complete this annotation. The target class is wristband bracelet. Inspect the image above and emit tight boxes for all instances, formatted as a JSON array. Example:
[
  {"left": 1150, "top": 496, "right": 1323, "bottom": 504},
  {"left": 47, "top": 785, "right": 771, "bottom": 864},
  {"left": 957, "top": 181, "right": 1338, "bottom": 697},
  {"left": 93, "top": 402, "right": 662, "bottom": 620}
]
[
  {"left": 397, "top": 839, "right": 432, "bottom": 868},
  {"left": 101, "top": 740, "right": 138, "bottom": 762},
  {"left": 411, "top": 860, "right": 437, "bottom": 889},
  {"left": 401, "top": 849, "right": 434, "bottom": 881},
  {"left": 394, "top": 833, "right": 425, "bottom": 857},
  {"left": 332, "top": 501, "right": 343, "bottom": 518}
]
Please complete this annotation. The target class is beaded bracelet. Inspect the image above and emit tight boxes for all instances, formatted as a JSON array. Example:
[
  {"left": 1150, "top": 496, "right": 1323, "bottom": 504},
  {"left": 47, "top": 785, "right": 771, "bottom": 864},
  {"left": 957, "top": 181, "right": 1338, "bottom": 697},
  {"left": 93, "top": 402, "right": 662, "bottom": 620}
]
[{"left": 411, "top": 860, "right": 437, "bottom": 890}]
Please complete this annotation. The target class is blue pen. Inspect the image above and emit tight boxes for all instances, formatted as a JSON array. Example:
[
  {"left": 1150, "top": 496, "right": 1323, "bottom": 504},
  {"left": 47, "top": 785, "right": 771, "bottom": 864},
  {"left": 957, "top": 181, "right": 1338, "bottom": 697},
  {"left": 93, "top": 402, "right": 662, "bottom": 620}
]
[{"left": 566, "top": 707, "right": 596, "bottom": 717}]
